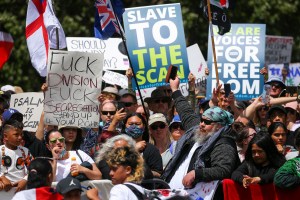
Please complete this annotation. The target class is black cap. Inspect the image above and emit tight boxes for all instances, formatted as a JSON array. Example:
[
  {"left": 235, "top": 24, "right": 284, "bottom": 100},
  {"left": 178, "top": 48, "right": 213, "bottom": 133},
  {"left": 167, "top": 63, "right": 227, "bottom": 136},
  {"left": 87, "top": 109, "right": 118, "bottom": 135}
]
[
  {"left": 56, "top": 177, "right": 82, "bottom": 195},
  {"left": 267, "top": 105, "right": 287, "bottom": 117}
]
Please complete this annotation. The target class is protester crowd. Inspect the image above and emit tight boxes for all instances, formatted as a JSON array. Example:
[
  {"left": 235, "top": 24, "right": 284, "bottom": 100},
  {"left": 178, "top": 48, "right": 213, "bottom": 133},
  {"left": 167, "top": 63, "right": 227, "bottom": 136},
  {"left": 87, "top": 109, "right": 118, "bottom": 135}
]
[{"left": 1, "top": 68, "right": 300, "bottom": 200}]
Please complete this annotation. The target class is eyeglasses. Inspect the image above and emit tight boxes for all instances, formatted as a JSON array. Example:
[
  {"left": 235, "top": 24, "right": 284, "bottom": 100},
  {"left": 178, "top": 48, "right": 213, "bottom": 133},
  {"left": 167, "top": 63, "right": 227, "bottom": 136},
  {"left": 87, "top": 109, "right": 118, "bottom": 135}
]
[
  {"left": 170, "top": 123, "right": 184, "bottom": 130},
  {"left": 50, "top": 137, "right": 65, "bottom": 144},
  {"left": 101, "top": 111, "right": 116, "bottom": 115},
  {"left": 154, "top": 99, "right": 169, "bottom": 104},
  {"left": 200, "top": 117, "right": 220, "bottom": 125},
  {"left": 150, "top": 123, "right": 166, "bottom": 130},
  {"left": 121, "top": 102, "right": 135, "bottom": 107}
]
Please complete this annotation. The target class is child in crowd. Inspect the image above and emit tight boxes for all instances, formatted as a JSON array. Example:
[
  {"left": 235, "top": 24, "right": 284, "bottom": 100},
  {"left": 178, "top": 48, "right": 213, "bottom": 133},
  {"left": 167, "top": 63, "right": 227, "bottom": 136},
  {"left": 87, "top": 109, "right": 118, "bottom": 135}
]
[{"left": 0, "top": 120, "right": 32, "bottom": 192}]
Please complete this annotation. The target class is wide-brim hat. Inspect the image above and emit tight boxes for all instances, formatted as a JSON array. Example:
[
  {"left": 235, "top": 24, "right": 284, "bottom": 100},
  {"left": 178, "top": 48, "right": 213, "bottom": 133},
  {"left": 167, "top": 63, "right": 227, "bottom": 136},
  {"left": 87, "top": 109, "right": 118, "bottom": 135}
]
[
  {"left": 58, "top": 125, "right": 83, "bottom": 135},
  {"left": 144, "top": 89, "right": 171, "bottom": 103},
  {"left": 102, "top": 87, "right": 121, "bottom": 100}
]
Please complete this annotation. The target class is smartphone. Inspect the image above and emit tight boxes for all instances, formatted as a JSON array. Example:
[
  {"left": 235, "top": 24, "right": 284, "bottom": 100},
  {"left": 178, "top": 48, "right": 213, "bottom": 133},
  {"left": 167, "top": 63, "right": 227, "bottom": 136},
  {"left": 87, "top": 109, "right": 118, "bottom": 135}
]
[
  {"left": 224, "top": 83, "right": 231, "bottom": 97},
  {"left": 117, "top": 102, "right": 125, "bottom": 112},
  {"left": 165, "top": 65, "right": 178, "bottom": 83}
]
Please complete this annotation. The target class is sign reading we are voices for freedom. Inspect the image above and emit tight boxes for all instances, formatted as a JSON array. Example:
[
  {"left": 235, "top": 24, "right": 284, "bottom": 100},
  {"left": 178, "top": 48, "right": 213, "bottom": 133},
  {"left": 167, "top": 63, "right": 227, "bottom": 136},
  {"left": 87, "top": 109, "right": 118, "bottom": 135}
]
[
  {"left": 123, "top": 3, "right": 189, "bottom": 90},
  {"left": 207, "top": 24, "right": 266, "bottom": 100}
]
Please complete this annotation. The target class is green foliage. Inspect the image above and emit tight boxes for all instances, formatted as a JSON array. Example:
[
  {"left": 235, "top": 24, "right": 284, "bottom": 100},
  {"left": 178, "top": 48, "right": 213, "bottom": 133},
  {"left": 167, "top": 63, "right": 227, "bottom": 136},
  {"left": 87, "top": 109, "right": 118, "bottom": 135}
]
[{"left": 0, "top": 0, "right": 300, "bottom": 91}]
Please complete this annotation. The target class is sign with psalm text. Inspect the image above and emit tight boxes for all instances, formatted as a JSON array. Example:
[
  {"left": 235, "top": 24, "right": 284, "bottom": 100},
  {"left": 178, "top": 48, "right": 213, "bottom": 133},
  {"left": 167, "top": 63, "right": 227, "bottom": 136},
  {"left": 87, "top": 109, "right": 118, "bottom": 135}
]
[
  {"left": 265, "top": 36, "right": 293, "bottom": 65},
  {"left": 123, "top": 3, "right": 190, "bottom": 91},
  {"left": 268, "top": 63, "right": 300, "bottom": 86},
  {"left": 207, "top": 24, "right": 266, "bottom": 100},
  {"left": 44, "top": 50, "right": 103, "bottom": 128},
  {"left": 66, "top": 37, "right": 129, "bottom": 70},
  {"left": 10, "top": 93, "right": 44, "bottom": 132},
  {"left": 102, "top": 70, "right": 128, "bottom": 88}
]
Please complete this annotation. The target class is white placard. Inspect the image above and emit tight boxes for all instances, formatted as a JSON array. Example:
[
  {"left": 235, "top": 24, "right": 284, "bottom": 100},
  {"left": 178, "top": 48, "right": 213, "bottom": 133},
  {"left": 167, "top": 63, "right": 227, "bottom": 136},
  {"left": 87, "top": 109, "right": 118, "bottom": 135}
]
[
  {"left": 66, "top": 37, "right": 129, "bottom": 70},
  {"left": 268, "top": 63, "right": 300, "bottom": 86},
  {"left": 44, "top": 50, "right": 103, "bottom": 128},
  {"left": 10, "top": 92, "right": 44, "bottom": 132},
  {"left": 102, "top": 70, "right": 128, "bottom": 88}
]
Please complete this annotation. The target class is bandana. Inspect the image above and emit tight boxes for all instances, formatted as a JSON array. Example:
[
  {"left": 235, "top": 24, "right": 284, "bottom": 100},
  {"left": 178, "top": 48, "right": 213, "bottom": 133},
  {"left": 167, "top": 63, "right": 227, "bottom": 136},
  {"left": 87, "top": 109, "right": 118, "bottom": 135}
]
[{"left": 202, "top": 106, "right": 234, "bottom": 125}]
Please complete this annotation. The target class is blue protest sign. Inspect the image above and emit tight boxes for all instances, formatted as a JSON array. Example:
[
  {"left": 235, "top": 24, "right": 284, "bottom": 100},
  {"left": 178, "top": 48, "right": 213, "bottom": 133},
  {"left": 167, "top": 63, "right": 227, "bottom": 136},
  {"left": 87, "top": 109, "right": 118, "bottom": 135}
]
[
  {"left": 207, "top": 24, "right": 266, "bottom": 100},
  {"left": 123, "top": 3, "right": 189, "bottom": 90}
]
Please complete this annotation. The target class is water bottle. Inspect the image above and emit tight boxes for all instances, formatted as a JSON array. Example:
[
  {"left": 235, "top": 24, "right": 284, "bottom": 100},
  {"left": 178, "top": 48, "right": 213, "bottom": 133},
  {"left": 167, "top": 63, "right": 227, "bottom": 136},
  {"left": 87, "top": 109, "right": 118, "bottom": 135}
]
[
  {"left": 262, "top": 85, "right": 271, "bottom": 104},
  {"left": 71, "top": 157, "right": 79, "bottom": 177}
]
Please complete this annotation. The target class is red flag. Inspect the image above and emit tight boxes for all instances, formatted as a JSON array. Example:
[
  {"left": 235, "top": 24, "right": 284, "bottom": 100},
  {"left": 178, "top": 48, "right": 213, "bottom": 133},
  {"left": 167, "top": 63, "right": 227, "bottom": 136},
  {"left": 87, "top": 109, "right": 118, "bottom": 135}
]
[{"left": 0, "top": 31, "right": 14, "bottom": 70}]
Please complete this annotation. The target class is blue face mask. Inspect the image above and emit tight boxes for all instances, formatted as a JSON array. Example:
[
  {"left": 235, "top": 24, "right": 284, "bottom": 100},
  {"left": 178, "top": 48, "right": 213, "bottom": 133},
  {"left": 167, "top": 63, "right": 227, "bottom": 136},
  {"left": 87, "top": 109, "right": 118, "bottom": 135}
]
[
  {"left": 59, "top": 149, "right": 67, "bottom": 159},
  {"left": 125, "top": 125, "right": 144, "bottom": 139}
]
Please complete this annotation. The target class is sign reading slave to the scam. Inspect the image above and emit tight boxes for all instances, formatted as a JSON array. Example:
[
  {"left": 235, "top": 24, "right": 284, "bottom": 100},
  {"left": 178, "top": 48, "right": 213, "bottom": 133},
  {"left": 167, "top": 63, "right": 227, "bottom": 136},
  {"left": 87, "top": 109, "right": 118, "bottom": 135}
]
[
  {"left": 207, "top": 24, "right": 266, "bottom": 100},
  {"left": 44, "top": 50, "right": 103, "bottom": 128},
  {"left": 123, "top": 3, "right": 190, "bottom": 90},
  {"left": 66, "top": 37, "right": 129, "bottom": 70},
  {"left": 265, "top": 35, "right": 293, "bottom": 65},
  {"left": 268, "top": 63, "right": 300, "bottom": 86},
  {"left": 10, "top": 92, "right": 44, "bottom": 132}
]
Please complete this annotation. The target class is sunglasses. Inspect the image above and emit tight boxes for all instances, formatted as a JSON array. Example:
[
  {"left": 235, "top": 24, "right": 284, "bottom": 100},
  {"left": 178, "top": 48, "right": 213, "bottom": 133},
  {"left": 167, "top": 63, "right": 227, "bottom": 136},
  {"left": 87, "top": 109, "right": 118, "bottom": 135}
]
[
  {"left": 101, "top": 111, "right": 116, "bottom": 115},
  {"left": 170, "top": 123, "right": 184, "bottom": 130},
  {"left": 200, "top": 118, "right": 219, "bottom": 125},
  {"left": 154, "top": 99, "right": 169, "bottom": 104},
  {"left": 121, "top": 102, "right": 134, "bottom": 107},
  {"left": 50, "top": 137, "right": 65, "bottom": 144},
  {"left": 270, "top": 83, "right": 281, "bottom": 89},
  {"left": 150, "top": 123, "right": 166, "bottom": 130},
  {"left": 258, "top": 106, "right": 269, "bottom": 111}
]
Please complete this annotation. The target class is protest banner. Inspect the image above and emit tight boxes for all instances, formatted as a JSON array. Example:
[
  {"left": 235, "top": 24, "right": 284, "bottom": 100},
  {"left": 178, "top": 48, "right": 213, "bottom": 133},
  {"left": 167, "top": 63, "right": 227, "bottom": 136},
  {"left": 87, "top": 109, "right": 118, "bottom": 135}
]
[
  {"left": 123, "top": 3, "right": 190, "bottom": 92},
  {"left": 265, "top": 35, "right": 293, "bottom": 65},
  {"left": 102, "top": 70, "right": 128, "bottom": 88},
  {"left": 66, "top": 37, "right": 129, "bottom": 70},
  {"left": 44, "top": 50, "right": 103, "bottom": 128},
  {"left": 10, "top": 92, "right": 44, "bottom": 132},
  {"left": 268, "top": 63, "right": 300, "bottom": 86},
  {"left": 207, "top": 24, "right": 266, "bottom": 100}
]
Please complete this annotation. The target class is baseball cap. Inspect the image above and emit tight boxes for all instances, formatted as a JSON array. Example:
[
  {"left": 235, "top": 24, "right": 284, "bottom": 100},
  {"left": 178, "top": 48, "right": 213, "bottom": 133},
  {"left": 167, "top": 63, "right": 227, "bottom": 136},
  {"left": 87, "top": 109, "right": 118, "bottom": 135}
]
[
  {"left": 267, "top": 105, "right": 287, "bottom": 117},
  {"left": 56, "top": 177, "right": 83, "bottom": 195},
  {"left": 148, "top": 113, "right": 167, "bottom": 126},
  {"left": 2, "top": 108, "right": 23, "bottom": 123},
  {"left": 1, "top": 85, "right": 15, "bottom": 92},
  {"left": 169, "top": 115, "right": 181, "bottom": 127}
]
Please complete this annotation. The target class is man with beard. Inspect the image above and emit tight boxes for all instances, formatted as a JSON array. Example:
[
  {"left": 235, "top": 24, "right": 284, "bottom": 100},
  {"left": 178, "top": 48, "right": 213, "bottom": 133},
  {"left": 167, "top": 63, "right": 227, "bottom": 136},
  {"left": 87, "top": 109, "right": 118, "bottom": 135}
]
[{"left": 161, "top": 77, "right": 240, "bottom": 192}]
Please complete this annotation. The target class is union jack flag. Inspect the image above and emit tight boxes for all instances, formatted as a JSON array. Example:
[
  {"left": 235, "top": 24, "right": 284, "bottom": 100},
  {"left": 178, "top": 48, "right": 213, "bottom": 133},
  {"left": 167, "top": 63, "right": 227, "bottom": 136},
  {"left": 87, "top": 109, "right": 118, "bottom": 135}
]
[{"left": 94, "top": 0, "right": 124, "bottom": 39}]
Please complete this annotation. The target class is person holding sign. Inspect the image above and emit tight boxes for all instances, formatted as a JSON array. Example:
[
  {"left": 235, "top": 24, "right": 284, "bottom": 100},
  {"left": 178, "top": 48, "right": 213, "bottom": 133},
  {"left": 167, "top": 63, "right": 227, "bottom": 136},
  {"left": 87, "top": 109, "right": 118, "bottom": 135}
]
[{"left": 161, "top": 76, "right": 239, "bottom": 192}]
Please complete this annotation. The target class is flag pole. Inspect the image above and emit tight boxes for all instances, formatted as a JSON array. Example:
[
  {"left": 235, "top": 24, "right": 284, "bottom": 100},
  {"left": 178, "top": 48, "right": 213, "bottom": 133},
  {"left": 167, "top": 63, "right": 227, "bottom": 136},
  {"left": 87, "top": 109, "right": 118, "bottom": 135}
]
[
  {"left": 108, "top": 0, "right": 149, "bottom": 119},
  {"left": 206, "top": 0, "right": 219, "bottom": 86}
]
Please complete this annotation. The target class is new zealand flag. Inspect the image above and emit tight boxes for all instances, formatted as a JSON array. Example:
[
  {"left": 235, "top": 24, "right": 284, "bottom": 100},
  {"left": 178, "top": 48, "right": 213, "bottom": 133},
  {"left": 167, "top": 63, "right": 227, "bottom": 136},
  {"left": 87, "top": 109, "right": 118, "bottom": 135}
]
[{"left": 94, "top": 0, "right": 124, "bottom": 40}]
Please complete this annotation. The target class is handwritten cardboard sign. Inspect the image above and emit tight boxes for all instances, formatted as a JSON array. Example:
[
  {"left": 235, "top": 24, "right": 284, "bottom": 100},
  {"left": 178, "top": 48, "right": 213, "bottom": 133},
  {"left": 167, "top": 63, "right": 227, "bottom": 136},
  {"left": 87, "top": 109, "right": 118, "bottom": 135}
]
[
  {"left": 10, "top": 92, "right": 44, "bottom": 132},
  {"left": 66, "top": 37, "right": 129, "bottom": 70},
  {"left": 265, "top": 35, "right": 293, "bottom": 65},
  {"left": 268, "top": 63, "right": 300, "bottom": 86},
  {"left": 44, "top": 50, "right": 103, "bottom": 128}
]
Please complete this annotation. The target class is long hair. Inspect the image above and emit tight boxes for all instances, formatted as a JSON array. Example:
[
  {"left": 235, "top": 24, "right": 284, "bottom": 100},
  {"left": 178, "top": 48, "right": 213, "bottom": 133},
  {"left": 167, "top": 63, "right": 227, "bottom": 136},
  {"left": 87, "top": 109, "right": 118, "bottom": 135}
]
[
  {"left": 123, "top": 113, "right": 149, "bottom": 142},
  {"left": 107, "top": 146, "right": 144, "bottom": 183},
  {"left": 244, "top": 132, "right": 286, "bottom": 169},
  {"left": 27, "top": 158, "right": 52, "bottom": 189},
  {"left": 59, "top": 127, "right": 83, "bottom": 150},
  {"left": 268, "top": 122, "right": 287, "bottom": 136}
]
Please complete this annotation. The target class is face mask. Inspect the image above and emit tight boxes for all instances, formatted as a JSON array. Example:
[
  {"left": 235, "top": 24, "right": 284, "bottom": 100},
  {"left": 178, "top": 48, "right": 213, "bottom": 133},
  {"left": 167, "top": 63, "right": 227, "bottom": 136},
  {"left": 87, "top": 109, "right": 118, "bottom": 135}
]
[
  {"left": 59, "top": 149, "right": 67, "bottom": 159},
  {"left": 125, "top": 125, "right": 144, "bottom": 139}
]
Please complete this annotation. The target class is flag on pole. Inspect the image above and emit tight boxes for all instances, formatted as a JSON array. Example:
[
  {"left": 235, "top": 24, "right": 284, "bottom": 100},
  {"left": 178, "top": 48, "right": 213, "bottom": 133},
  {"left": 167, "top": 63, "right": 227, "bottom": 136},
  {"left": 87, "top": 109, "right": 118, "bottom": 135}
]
[
  {"left": 210, "top": 0, "right": 229, "bottom": 8},
  {"left": 26, "top": 0, "right": 66, "bottom": 77},
  {"left": 94, "top": 0, "right": 124, "bottom": 40},
  {"left": 0, "top": 30, "right": 14, "bottom": 70}
]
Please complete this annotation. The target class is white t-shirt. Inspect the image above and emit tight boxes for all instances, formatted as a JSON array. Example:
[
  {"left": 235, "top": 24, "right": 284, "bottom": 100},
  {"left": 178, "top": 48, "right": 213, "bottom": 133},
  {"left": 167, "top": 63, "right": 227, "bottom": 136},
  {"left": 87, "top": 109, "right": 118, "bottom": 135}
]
[
  {"left": 169, "top": 142, "right": 200, "bottom": 189},
  {"left": 0, "top": 145, "right": 30, "bottom": 183},
  {"left": 109, "top": 183, "right": 144, "bottom": 200},
  {"left": 55, "top": 150, "right": 94, "bottom": 182}
]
